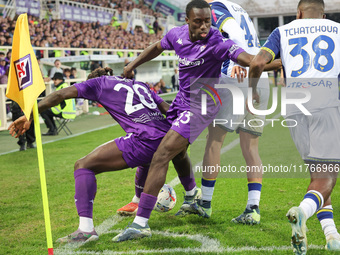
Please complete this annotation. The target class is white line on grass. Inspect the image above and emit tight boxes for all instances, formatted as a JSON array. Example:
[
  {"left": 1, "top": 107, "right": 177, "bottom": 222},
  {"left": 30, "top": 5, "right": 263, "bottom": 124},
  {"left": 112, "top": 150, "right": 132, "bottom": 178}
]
[{"left": 0, "top": 123, "right": 118, "bottom": 156}]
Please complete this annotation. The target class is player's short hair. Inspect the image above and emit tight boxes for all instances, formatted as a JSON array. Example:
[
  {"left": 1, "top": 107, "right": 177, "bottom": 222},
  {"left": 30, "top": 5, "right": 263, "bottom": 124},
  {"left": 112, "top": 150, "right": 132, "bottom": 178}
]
[
  {"left": 87, "top": 67, "right": 113, "bottom": 80},
  {"left": 186, "top": 0, "right": 211, "bottom": 18},
  {"left": 298, "top": 0, "right": 324, "bottom": 8}
]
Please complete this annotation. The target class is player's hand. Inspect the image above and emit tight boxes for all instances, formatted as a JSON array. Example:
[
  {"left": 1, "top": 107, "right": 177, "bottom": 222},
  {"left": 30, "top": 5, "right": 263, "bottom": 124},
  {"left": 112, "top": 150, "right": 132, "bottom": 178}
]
[
  {"left": 272, "top": 59, "right": 282, "bottom": 71},
  {"left": 245, "top": 91, "right": 260, "bottom": 115},
  {"left": 231, "top": 65, "right": 247, "bottom": 83},
  {"left": 123, "top": 66, "right": 134, "bottom": 79},
  {"left": 8, "top": 116, "right": 31, "bottom": 138}
]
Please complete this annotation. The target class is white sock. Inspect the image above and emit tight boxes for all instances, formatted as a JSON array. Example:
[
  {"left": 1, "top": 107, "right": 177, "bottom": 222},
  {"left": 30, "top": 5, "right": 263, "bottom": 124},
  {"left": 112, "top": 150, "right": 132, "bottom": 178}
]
[
  {"left": 299, "top": 190, "right": 324, "bottom": 219},
  {"left": 201, "top": 185, "right": 214, "bottom": 201},
  {"left": 132, "top": 195, "right": 140, "bottom": 203},
  {"left": 186, "top": 186, "right": 196, "bottom": 197},
  {"left": 321, "top": 218, "right": 340, "bottom": 239},
  {"left": 247, "top": 190, "right": 261, "bottom": 209},
  {"left": 79, "top": 217, "right": 94, "bottom": 232},
  {"left": 317, "top": 205, "right": 340, "bottom": 240},
  {"left": 133, "top": 216, "right": 148, "bottom": 227}
]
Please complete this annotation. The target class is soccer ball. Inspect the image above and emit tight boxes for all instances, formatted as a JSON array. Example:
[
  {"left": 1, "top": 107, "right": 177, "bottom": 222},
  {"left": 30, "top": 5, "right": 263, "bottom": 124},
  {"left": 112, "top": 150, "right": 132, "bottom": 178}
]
[{"left": 154, "top": 184, "right": 176, "bottom": 212}]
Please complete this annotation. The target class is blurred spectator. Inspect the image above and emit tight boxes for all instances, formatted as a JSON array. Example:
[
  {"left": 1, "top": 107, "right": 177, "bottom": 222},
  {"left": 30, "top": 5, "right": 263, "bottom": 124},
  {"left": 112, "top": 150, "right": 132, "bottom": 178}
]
[
  {"left": 49, "top": 59, "right": 63, "bottom": 79},
  {"left": 63, "top": 68, "right": 71, "bottom": 79},
  {"left": 147, "top": 24, "right": 155, "bottom": 35},
  {"left": 151, "top": 82, "right": 161, "bottom": 94},
  {"left": 0, "top": 58, "right": 8, "bottom": 76},
  {"left": 159, "top": 79, "right": 168, "bottom": 93},
  {"left": 10, "top": 101, "right": 36, "bottom": 151},
  {"left": 153, "top": 18, "right": 160, "bottom": 34},
  {"left": 171, "top": 68, "right": 179, "bottom": 91},
  {"left": 70, "top": 67, "right": 77, "bottom": 79},
  {"left": 0, "top": 15, "right": 164, "bottom": 51},
  {"left": 90, "top": 61, "right": 101, "bottom": 72},
  {"left": 5, "top": 49, "right": 11, "bottom": 65}
]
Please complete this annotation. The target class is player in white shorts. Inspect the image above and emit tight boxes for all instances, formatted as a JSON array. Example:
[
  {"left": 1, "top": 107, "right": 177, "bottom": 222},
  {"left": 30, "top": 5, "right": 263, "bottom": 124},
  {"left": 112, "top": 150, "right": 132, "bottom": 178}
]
[
  {"left": 183, "top": 0, "right": 280, "bottom": 222},
  {"left": 249, "top": 0, "right": 340, "bottom": 253}
]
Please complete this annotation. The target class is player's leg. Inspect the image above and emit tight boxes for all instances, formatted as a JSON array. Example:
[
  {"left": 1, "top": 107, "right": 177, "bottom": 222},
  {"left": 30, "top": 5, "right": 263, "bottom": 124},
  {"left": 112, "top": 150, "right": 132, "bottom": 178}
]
[
  {"left": 287, "top": 108, "right": 340, "bottom": 254},
  {"left": 173, "top": 149, "right": 201, "bottom": 216},
  {"left": 287, "top": 163, "right": 338, "bottom": 254},
  {"left": 231, "top": 85, "right": 268, "bottom": 224},
  {"left": 113, "top": 129, "right": 189, "bottom": 242},
  {"left": 232, "top": 130, "right": 262, "bottom": 225},
  {"left": 317, "top": 197, "right": 340, "bottom": 251},
  {"left": 57, "top": 140, "right": 128, "bottom": 243},
  {"left": 192, "top": 124, "right": 227, "bottom": 218},
  {"left": 117, "top": 166, "right": 149, "bottom": 216}
]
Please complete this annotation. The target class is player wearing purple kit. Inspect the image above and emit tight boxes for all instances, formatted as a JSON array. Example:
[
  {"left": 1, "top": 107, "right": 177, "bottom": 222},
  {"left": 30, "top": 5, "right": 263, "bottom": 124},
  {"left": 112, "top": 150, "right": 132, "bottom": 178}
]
[
  {"left": 9, "top": 67, "right": 194, "bottom": 243},
  {"left": 112, "top": 0, "right": 258, "bottom": 242}
]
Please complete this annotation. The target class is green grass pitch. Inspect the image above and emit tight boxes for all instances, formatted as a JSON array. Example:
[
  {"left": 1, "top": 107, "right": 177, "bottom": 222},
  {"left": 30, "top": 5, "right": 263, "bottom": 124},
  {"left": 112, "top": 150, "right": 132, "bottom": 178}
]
[{"left": 1, "top": 87, "right": 339, "bottom": 254}]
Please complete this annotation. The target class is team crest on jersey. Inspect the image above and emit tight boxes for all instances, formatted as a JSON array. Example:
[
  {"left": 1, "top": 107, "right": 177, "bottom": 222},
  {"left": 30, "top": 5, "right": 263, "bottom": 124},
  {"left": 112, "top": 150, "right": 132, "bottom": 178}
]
[
  {"left": 14, "top": 54, "right": 33, "bottom": 90},
  {"left": 200, "top": 45, "right": 207, "bottom": 52},
  {"left": 176, "top": 38, "right": 183, "bottom": 45}
]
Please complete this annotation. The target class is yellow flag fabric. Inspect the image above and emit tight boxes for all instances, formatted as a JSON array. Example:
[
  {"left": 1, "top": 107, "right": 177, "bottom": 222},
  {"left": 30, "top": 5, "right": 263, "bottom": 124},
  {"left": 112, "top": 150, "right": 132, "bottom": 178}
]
[{"left": 6, "top": 13, "right": 45, "bottom": 119}]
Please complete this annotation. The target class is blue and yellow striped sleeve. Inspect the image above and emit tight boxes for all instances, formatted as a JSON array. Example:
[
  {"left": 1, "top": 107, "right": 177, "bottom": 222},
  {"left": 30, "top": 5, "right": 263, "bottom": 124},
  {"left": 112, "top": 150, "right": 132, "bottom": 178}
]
[
  {"left": 261, "top": 28, "right": 281, "bottom": 63},
  {"left": 210, "top": 2, "right": 235, "bottom": 33}
]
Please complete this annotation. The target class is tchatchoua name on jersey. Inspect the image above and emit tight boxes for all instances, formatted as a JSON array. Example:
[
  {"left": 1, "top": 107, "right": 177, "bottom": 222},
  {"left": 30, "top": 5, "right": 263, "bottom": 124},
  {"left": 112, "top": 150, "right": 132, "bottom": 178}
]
[{"left": 285, "top": 25, "right": 338, "bottom": 36}]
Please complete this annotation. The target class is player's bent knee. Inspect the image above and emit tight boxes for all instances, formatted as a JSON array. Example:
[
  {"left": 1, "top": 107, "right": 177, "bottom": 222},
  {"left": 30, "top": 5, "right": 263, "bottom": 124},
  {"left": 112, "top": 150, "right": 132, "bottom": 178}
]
[{"left": 74, "top": 158, "right": 87, "bottom": 171}]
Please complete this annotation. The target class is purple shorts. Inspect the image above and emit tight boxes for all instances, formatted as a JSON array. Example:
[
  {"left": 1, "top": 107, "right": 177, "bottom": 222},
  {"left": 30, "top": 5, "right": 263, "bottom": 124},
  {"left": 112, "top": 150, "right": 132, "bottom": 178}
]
[
  {"left": 115, "top": 134, "right": 162, "bottom": 168},
  {"left": 166, "top": 95, "right": 220, "bottom": 144}
]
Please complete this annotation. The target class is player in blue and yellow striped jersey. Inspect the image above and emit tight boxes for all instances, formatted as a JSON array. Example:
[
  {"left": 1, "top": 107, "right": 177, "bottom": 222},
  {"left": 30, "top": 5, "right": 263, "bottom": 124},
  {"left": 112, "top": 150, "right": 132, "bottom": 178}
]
[
  {"left": 190, "top": 0, "right": 280, "bottom": 223},
  {"left": 249, "top": 0, "right": 340, "bottom": 254}
]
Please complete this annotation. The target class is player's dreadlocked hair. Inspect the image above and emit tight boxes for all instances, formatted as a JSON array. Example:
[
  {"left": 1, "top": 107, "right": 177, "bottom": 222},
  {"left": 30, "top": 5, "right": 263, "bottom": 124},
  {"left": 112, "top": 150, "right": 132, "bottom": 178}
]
[
  {"left": 186, "top": 0, "right": 210, "bottom": 18},
  {"left": 298, "top": 0, "right": 324, "bottom": 8},
  {"left": 87, "top": 67, "right": 113, "bottom": 80}
]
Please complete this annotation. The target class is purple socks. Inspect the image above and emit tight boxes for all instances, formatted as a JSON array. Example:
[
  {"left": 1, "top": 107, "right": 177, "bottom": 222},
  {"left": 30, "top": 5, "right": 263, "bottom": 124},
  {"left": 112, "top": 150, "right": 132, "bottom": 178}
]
[
  {"left": 179, "top": 175, "right": 196, "bottom": 192},
  {"left": 135, "top": 166, "right": 149, "bottom": 198},
  {"left": 136, "top": 192, "right": 157, "bottom": 219},
  {"left": 74, "top": 168, "right": 97, "bottom": 218}
]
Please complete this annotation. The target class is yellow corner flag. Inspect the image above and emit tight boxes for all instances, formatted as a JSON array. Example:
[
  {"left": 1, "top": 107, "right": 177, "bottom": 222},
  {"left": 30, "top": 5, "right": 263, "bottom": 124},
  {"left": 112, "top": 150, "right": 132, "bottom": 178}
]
[
  {"left": 6, "top": 13, "right": 45, "bottom": 119},
  {"left": 6, "top": 14, "right": 53, "bottom": 255}
]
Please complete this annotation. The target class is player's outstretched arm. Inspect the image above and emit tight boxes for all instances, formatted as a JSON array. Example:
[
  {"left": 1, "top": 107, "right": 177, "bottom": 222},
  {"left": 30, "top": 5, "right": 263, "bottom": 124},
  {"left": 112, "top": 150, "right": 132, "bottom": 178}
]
[
  {"left": 8, "top": 86, "right": 78, "bottom": 137},
  {"left": 235, "top": 52, "right": 254, "bottom": 67},
  {"left": 248, "top": 49, "right": 273, "bottom": 106},
  {"left": 37, "top": 86, "right": 78, "bottom": 115},
  {"left": 264, "top": 59, "right": 282, "bottom": 71},
  {"left": 249, "top": 50, "right": 273, "bottom": 91},
  {"left": 124, "top": 41, "right": 164, "bottom": 78}
]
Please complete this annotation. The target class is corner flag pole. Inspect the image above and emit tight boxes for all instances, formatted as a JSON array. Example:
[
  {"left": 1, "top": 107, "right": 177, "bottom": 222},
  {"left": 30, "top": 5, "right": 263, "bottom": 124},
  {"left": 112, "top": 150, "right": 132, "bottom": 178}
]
[{"left": 33, "top": 101, "right": 54, "bottom": 255}]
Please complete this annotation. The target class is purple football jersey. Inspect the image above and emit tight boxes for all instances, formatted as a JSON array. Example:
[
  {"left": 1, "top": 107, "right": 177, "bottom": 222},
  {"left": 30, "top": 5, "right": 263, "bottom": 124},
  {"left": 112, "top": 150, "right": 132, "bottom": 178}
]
[
  {"left": 74, "top": 76, "right": 171, "bottom": 140},
  {"left": 161, "top": 25, "right": 245, "bottom": 103}
]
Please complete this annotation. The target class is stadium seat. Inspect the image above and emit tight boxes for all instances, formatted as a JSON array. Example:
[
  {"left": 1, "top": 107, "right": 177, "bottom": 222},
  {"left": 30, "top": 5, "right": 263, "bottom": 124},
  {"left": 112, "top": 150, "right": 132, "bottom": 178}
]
[{"left": 55, "top": 117, "right": 72, "bottom": 136}]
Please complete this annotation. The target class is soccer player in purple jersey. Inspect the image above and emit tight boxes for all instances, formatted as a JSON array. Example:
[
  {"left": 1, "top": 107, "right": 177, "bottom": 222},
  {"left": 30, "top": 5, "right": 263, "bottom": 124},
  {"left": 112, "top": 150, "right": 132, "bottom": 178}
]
[
  {"left": 249, "top": 0, "right": 340, "bottom": 253},
  {"left": 112, "top": 0, "right": 261, "bottom": 242},
  {"left": 9, "top": 67, "right": 196, "bottom": 243}
]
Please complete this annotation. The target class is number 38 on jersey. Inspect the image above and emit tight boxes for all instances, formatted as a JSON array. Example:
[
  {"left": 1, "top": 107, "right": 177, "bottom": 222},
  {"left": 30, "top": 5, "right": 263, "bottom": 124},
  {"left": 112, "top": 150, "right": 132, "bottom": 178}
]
[{"left": 289, "top": 35, "right": 335, "bottom": 77}]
